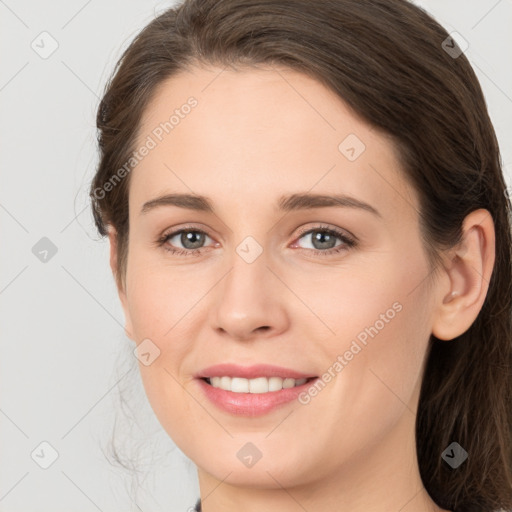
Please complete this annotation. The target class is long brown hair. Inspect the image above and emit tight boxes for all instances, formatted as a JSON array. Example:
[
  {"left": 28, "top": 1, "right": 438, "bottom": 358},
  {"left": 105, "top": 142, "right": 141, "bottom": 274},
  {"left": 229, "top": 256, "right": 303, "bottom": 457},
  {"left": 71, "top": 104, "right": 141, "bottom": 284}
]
[{"left": 90, "top": 1, "right": 512, "bottom": 510}]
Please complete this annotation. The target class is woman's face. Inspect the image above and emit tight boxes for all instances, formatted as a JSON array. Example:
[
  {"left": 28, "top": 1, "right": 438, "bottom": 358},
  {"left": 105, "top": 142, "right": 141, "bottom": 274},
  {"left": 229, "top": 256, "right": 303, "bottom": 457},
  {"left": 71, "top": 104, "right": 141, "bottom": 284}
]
[{"left": 114, "top": 65, "right": 439, "bottom": 492}]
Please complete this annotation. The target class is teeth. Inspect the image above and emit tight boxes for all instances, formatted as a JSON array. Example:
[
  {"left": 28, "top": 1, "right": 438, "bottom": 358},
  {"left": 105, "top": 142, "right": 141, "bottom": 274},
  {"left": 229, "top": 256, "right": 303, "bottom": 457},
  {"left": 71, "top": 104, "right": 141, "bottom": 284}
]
[{"left": 208, "top": 376, "right": 308, "bottom": 393}]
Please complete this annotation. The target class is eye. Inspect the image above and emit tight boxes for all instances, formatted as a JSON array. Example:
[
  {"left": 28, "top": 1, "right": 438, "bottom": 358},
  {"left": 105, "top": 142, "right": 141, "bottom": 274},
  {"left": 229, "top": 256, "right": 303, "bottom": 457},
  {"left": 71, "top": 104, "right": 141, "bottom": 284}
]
[
  {"left": 291, "top": 224, "right": 357, "bottom": 256},
  {"left": 157, "top": 226, "right": 215, "bottom": 256},
  {"left": 156, "top": 223, "right": 357, "bottom": 257}
]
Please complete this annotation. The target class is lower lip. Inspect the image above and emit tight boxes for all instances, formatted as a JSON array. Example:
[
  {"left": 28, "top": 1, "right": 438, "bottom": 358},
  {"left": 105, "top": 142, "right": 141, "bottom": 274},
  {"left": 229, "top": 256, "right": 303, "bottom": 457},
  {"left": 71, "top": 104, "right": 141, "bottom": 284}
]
[{"left": 196, "top": 377, "right": 318, "bottom": 417}]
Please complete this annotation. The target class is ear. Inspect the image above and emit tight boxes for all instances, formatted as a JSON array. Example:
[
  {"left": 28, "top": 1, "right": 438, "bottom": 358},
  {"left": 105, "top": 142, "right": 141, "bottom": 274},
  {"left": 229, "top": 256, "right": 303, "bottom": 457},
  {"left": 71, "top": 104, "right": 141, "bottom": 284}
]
[
  {"left": 107, "top": 226, "right": 134, "bottom": 341},
  {"left": 431, "top": 209, "right": 496, "bottom": 341}
]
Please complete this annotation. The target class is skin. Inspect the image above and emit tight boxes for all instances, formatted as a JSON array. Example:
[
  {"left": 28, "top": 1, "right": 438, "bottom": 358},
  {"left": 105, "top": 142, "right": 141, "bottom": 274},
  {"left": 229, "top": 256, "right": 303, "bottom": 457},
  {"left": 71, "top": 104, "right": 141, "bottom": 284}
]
[{"left": 108, "top": 64, "right": 495, "bottom": 512}]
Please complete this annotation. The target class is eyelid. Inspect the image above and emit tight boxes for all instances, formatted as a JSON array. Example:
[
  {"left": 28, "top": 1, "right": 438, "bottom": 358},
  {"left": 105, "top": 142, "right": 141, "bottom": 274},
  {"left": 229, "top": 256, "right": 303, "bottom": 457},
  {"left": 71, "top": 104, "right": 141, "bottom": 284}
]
[
  {"left": 159, "top": 223, "right": 211, "bottom": 238},
  {"left": 159, "top": 222, "right": 356, "bottom": 241},
  {"left": 292, "top": 223, "right": 357, "bottom": 244},
  {"left": 158, "top": 224, "right": 215, "bottom": 245}
]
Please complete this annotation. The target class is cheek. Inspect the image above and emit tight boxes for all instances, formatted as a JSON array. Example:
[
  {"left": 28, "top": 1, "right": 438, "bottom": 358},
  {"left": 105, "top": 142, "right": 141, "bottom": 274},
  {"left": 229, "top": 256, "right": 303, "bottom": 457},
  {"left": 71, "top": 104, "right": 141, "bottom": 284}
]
[
  {"left": 301, "top": 291, "right": 432, "bottom": 469},
  {"left": 301, "top": 246, "right": 433, "bottom": 411},
  {"left": 286, "top": 249, "right": 429, "bottom": 351},
  {"left": 125, "top": 253, "right": 208, "bottom": 340},
  {"left": 124, "top": 258, "right": 211, "bottom": 407},
  {"left": 125, "top": 266, "right": 203, "bottom": 442}
]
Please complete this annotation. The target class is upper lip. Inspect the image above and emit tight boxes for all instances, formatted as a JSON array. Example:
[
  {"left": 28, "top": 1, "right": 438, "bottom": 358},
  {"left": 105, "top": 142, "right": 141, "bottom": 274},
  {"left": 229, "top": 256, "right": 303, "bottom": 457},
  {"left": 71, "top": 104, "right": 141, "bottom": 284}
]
[{"left": 196, "top": 363, "right": 317, "bottom": 380}]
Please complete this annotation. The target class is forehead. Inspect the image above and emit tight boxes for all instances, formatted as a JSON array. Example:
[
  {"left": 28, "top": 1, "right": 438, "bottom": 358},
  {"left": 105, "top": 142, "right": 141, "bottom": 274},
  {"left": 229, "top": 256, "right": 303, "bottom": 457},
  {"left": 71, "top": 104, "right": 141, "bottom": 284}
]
[{"left": 129, "top": 65, "right": 416, "bottom": 220}]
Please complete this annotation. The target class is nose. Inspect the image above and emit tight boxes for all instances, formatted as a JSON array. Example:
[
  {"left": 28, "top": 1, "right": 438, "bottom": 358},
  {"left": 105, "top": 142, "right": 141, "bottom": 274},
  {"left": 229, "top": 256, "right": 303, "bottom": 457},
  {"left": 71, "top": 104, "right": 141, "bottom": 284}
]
[{"left": 210, "top": 246, "right": 289, "bottom": 341}]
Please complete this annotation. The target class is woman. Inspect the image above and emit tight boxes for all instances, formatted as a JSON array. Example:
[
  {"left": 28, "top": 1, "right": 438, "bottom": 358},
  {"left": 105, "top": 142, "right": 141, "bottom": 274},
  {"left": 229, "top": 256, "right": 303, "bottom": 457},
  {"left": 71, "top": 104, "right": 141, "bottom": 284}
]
[{"left": 89, "top": 0, "right": 512, "bottom": 511}]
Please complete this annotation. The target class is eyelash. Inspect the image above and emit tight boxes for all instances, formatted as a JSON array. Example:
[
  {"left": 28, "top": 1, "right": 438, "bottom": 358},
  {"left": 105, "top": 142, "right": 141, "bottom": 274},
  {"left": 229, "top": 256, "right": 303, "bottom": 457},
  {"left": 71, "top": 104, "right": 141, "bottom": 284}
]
[{"left": 156, "top": 223, "right": 357, "bottom": 257}]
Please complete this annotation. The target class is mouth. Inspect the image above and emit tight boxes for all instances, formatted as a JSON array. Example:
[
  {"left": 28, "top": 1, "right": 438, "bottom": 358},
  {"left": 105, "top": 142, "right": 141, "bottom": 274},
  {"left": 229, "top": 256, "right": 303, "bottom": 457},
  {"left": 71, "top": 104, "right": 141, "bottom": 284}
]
[
  {"left": 200, "top": 375, "right": 318, "bottom": 394},
  {"left": 195, "top": 362, "right": 320, "bottom": 416}
]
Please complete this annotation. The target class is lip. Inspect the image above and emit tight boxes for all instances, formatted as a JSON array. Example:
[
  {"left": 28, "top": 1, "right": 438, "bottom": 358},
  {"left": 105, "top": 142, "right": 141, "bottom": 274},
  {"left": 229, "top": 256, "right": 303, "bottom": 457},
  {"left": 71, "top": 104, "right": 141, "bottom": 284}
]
[
  {"left": 195, "top": 364, "right": 319, "bottom": 417},
  {"left": 196, "top": 363, "right": 317, "bottom": 380},
  {"left": 196, "top": 376, "right": 319, "bottom": 417}
]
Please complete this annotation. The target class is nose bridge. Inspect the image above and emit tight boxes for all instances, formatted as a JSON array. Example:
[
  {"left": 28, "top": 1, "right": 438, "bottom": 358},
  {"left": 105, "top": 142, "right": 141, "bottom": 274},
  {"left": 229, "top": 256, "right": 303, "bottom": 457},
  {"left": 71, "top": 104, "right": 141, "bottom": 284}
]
[
  {"left": 223, "top": 233, "right": 271, "bottom": 304},
  {"left": 211, "top": 232, "right": 289, "bottom": 339},
  {"left": 219, "top": 209, "right": 271, "bottom": 285}
]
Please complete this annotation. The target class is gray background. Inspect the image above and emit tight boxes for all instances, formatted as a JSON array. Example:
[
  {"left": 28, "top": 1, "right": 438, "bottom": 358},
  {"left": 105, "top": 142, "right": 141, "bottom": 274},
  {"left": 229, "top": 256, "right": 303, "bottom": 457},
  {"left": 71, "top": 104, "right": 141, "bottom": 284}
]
[{"left": 1, "top": 1, "right": 511, "bottom": 511}]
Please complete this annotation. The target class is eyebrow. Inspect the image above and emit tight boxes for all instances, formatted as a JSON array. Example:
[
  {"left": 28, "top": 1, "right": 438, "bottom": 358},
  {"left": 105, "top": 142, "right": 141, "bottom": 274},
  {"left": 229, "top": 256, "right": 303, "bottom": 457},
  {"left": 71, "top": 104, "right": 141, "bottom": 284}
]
[{"left": 140, "top": 192, "right": 382, "bottom": 218}]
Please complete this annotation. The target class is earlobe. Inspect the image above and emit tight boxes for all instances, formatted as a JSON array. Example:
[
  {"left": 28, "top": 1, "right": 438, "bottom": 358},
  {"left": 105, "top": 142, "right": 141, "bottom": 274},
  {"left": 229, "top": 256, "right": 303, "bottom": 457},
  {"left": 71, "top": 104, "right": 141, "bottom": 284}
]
[
  {"left": 431, "top": 209, "right": 495, "bottom": 341},
  {"left": 107, "top": 226, "right": 134, "bottom": 341}
]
